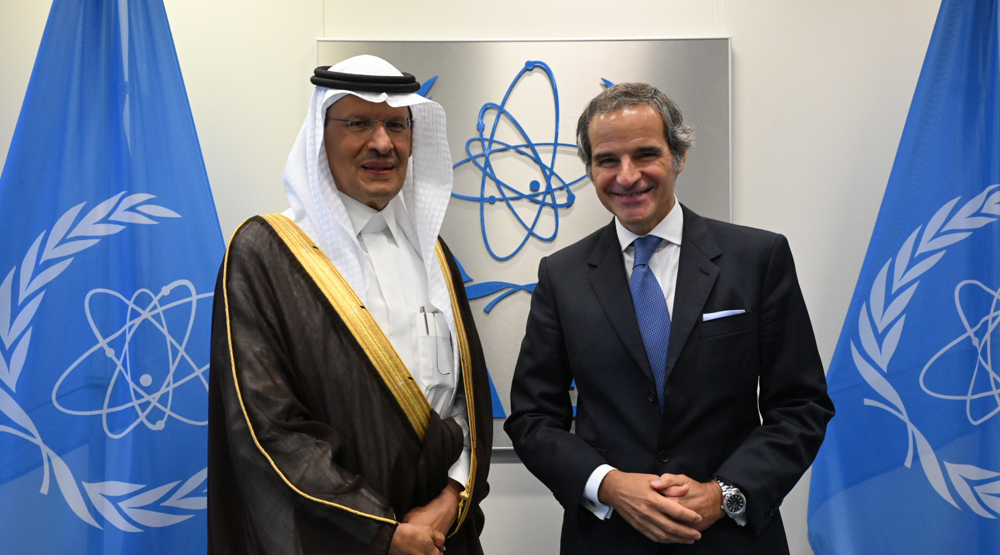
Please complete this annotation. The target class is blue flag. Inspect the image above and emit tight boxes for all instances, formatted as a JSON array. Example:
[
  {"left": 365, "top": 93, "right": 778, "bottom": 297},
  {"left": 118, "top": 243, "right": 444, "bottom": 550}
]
[
  {"left": 809, "top": 0, "right": 1000, "bottom": 552},
  {"left": 0, "top": 0, "right": 223, "bottom": 552}
]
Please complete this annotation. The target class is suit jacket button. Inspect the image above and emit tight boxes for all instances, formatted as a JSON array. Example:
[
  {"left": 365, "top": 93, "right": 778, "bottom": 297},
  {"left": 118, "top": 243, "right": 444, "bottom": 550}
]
[
  {"left": 647, "top": 392, "right": 656, "bottom": 403},
  {"left": 658, "top": 451, "right": 669, "bottom": 463}
]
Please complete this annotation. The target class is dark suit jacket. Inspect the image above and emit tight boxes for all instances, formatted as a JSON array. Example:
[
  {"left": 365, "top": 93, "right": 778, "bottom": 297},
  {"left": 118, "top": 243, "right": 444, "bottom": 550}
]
[{"left": 504, "top": 205, "right": 834, "bottom": 554}]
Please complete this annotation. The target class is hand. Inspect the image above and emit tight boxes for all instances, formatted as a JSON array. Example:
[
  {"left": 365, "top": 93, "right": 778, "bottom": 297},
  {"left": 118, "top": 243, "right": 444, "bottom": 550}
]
[
  {"left": 402, "top": 479, "right": 464, "bottom": 536},
  {"left": 650, "top": 474, "right": 725, "bottom": 532},
  {"left": 389, "top": 523, "right": 445, "bottom": 555},
  {"left": 597, "top": 470, "right": 703, "bottom": 544}
]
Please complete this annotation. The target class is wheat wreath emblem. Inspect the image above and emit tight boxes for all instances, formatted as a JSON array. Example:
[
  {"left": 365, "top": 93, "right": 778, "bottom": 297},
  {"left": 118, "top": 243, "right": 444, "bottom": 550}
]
[
  {"left": 0, "top": 191, "right": 208, "bottom": 530},
  {"left": 853, "top": 182, "right": 1000, "bottom": 518}
]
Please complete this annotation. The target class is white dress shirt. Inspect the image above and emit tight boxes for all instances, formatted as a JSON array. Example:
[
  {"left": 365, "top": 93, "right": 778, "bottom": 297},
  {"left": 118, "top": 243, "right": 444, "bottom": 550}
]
[
  {"left": 581, "top": 198, "right": 684, "bottom": 519},
  {"left": 340, "top": 192, "right": 471, "bottom": 485}
]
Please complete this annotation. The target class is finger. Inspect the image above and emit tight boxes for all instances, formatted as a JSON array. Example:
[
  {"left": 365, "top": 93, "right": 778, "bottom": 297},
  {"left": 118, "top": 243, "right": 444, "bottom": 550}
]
[
  {"left": 654, "top": 523, "right": 700, "bottom": 543},
  {"left": 649, "top": 473, "right": 688, "bottom": 489},
  {"left": 431, "top": 529, "right": 446, "bottom": 549},
  {"left": 633, "top": 517, "right": 700, "bottom": 544},
  {"left": 624, "top": 499, "right": 701, "bottom": 541},
  {"left": 650, "top": 501, "right": 703, "bottom": 534},
  {"left": 419, "top": 536, "right": 443, "bottom": 555},
  {"left": 658, "top": 498, "right": 704, "bottom": 525},
  {"left": 651, "top": 483, "right": 689, "bottom": 497},
  {"left": 630, "top": 493, "right": 702, "bottom": 528},
  {"left": 650, "top": 512, "right": 701, "bottom": 539}
]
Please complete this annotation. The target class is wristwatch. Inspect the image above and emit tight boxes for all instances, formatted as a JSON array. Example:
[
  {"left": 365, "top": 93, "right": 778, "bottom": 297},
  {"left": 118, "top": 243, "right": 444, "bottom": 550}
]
[{"left": 715, "top": 478, "right": 747, "bottom": 526}]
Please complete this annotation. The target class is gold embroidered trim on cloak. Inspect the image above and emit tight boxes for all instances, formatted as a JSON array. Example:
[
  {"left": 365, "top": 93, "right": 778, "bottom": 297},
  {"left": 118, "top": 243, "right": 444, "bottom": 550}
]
[
  {"left": 260, "top": 213, "right": 433, "bottom": 438},
  {"left": 222, "top": 217, "right": 397, "bottom": 525},
  {"left": 436, "top": 241, "right": 478, "bottom": 536}
]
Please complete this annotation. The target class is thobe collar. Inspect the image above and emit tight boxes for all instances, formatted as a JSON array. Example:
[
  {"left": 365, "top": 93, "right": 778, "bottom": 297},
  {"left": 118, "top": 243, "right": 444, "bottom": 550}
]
[{"left": 340, "top": 190, "right": 403, "bottom": 246}]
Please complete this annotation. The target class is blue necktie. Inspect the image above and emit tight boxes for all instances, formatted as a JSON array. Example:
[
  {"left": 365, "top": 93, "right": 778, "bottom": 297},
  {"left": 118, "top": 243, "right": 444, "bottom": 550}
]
[{"left": 630, "top": 235, "right": 670, "bottom": 410}]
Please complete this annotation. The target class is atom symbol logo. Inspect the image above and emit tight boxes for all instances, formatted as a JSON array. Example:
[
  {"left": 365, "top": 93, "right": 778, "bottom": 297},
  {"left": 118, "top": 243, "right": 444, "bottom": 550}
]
[
  {"left": 52, "top": 280, "right": 213, "bottom": 438},
  {"left": 451, "top": 60, "right": 588, "bottom": 261},
  {"left": 921, "top": 279, "right": 1000, "bottom": 425}
]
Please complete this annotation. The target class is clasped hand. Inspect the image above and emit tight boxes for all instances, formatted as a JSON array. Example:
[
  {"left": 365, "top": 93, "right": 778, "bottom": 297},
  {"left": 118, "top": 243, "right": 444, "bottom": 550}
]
[
  {"left": 598, "top": 470, "right": 724, "bottom": 544},
  {"left": 389, "top": 479, "right": 464, "bottom": 555}
]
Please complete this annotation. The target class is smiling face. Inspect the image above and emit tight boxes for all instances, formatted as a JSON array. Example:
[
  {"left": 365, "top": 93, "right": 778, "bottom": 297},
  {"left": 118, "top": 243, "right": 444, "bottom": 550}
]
[
  {"left": 588, "top": 104, "right": 684, "bottom": 236},
  {"left": 324, "top": 95, "right": 413, "bottom": 210}
]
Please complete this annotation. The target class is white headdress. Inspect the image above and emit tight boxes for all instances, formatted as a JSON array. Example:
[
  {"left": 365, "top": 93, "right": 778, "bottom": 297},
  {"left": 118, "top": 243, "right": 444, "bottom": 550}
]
[{"left": 281, "top": 55, "right": 458, "bottom": 365}]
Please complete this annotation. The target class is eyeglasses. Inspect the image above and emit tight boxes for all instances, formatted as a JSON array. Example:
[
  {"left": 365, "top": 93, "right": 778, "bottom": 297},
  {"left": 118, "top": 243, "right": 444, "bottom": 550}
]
[{"left": 325, "top": 117, "right": 413, "bottom": 135}]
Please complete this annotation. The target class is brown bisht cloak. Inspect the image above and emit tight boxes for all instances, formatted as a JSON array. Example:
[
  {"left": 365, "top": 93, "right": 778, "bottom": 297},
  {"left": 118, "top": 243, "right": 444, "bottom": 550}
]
[{"left": 208, "top": 215, "right": 492, "bottom": 554}]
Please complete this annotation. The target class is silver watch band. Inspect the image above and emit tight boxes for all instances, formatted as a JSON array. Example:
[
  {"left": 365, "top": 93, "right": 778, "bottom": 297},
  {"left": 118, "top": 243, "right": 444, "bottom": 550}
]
[{"left": 715, "top": 478, "right": 747, "bottom": 526}]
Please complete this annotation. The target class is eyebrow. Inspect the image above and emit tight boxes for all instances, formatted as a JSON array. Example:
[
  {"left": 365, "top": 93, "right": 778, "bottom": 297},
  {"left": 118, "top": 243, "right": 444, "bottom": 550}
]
[
  {"left": 634, "top": 145, "right": 665, "bottom": 156},
  {"left": 593, "top": 145, "right": 665, "bottom": 162}
]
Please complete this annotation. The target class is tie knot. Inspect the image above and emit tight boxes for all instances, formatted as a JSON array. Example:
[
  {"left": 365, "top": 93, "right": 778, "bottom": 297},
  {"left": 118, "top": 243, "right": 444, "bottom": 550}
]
[{"left": 632, "top": 235, "right": 662, "bottom": 267}]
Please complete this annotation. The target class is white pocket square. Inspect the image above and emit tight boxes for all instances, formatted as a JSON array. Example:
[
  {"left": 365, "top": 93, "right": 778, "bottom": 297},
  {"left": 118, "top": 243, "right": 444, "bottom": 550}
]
[{"left": 702, "top": 309, "right": 746, "bottom": 322}]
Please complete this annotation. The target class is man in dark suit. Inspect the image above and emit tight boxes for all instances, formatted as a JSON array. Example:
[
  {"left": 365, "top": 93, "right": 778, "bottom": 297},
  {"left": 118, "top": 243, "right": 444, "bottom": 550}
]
[{"left": 504, "top": 83, "right": 834, "bottom": 553}]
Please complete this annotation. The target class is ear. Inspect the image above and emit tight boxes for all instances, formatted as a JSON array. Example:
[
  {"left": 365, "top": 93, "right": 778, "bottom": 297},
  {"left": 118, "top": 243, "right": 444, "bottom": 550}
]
[{"left": 675, "top": 151, "right": 686, "bottom": 174}]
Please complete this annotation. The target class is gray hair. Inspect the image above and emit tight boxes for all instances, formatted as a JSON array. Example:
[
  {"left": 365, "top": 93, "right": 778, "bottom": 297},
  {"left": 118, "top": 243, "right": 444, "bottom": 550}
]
[{"left": 576, "top": 82, "right": 694, "bottom": 176}]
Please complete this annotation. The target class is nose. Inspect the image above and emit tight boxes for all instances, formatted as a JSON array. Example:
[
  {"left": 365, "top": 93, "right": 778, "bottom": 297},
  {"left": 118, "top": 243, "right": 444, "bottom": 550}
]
[
  {"left": 367, "top": 123, "right": 394, "bottom": 154},
  {"left": 617, "top": 157, "right": 640, "bottom": 186}
]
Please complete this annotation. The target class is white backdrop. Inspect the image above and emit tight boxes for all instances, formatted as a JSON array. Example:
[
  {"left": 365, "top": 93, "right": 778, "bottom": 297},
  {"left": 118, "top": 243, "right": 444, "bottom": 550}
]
[{"left": 0, "top": 1, "right": 942, "bottom": 553}]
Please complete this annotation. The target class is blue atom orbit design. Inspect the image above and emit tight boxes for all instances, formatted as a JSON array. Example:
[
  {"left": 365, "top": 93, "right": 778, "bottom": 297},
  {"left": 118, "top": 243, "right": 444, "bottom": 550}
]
[
  {"left": 417, "top": 66, "right": 612, "bottom": 315},
  {"left": 52, "top": 280, "right": 212, "bottom": 439},
  {"left": 452, "top": 60, "right": 588, "bottom": 262},
  {"left": 921, "top": 279, "right": 1000, "bottom": 425}
]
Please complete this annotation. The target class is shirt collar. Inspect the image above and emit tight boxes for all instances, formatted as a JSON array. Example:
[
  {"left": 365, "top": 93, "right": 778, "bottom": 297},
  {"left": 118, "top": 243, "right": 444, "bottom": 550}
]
[
  {"left": 614, "top": 197, "right": 684, "bottom": 252},
  {"left": 338, "top": 190, "right": 402, "bottom": 242}
]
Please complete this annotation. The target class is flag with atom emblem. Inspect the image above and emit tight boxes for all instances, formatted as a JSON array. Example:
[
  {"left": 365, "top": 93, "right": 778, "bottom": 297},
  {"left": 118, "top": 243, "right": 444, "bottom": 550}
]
[
  {"left": 808, "top": 0, "right": 1000, "bottom": 552},
  {"left": 0, "top": 0, "right": 223, "bottom": 552}
]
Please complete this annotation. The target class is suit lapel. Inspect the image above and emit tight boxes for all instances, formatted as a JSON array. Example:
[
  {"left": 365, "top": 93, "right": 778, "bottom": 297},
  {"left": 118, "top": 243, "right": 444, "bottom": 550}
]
[
  {"left": 588, "top": 221, "right": 654, "bottom": 382},
  {"left": 664, "top": 206, "right": 721, "bottom": 385}
]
